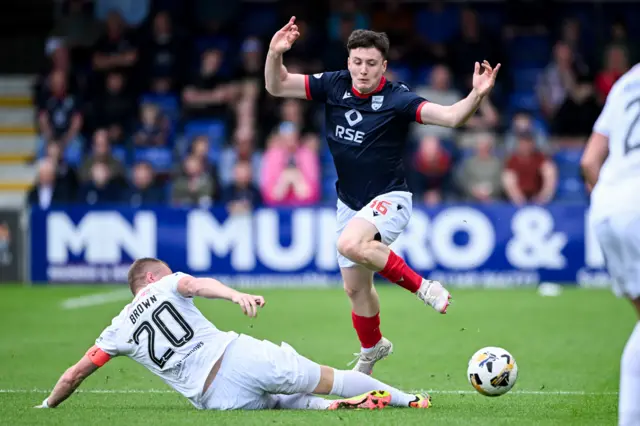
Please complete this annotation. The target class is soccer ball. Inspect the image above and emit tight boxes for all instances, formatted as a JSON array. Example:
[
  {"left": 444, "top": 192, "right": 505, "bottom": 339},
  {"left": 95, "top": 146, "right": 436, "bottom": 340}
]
[{"left": 467, "top": 347, "right": 518, "bottom": 397}]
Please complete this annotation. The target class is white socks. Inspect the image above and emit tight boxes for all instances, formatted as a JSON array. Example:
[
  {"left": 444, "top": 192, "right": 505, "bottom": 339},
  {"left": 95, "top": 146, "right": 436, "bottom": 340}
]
[
  {"left": 619, "top": 322, "right": 640, "bottom": 426},
  {"left": 274, "top": 394, "right": 331, "bottom": 410},
  {"left": 330, "top": 369, "right": 414, "bottom": 407}
]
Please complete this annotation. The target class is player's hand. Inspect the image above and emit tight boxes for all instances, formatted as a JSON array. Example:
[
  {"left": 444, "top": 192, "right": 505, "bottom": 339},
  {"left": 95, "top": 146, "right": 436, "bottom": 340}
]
[
  {"left": 269, "top": 16, "right": 300, "bottom": 55},
  {"left": 472, "top": 60, "right": 501, "bottom": 97},
  {"left": 232, "top": 292, "right": 266, "bottom": 318}
]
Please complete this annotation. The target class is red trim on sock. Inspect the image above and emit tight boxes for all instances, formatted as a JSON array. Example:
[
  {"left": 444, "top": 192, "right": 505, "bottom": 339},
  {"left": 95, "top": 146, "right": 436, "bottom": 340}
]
[
  {"left": 352, "top": 312, "right": 382, "bottom": 349},
  {"left": 378, "top": 251, "right": 422, "bottom": 293}
]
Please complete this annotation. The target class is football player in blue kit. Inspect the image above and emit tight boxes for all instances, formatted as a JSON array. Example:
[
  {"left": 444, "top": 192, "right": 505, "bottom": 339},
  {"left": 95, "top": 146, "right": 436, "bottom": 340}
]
[{"left": 265, "top": 17, "right": 500, "bottom": 375}]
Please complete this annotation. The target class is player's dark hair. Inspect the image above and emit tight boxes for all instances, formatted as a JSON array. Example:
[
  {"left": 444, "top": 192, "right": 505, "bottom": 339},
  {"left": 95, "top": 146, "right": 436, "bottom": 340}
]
[
  {"left": 346, "top": 29, "right": 390, "bottom": 60},
  {"left": 127, "top": 257, "right": 170, "bottom": 294}
]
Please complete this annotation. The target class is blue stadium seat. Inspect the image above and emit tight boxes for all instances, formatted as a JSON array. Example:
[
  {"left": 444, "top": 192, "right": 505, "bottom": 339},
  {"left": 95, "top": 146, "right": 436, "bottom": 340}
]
[
  {"left": 412, "top": 66, "right": 433, "bottom": 86},
  {"left": 507, "top": 36, "right": 551, "bottom": 68},
  {"left": 140, "top": 94, "right": 180, "bottom": 121},
  {"left": 555, "top": 177, "right": 587, "bottom": 202},
  {"left": 510, "top": 68, "right": 542, "bottom": 93},
  {"left": 184, "top": 119, "right": 227, "bottom": 147},
  {"left": 111, "top": 146, "right": 129, "bottom": 165},
  {"left": 240, "top": 4, "right": 278, "bottom": 37},
  {"left": 134, "top": 147, "right": 174, "bottom": 173},
  {"left": 508, "top": 92, "right": 539, "bottom": 112}
]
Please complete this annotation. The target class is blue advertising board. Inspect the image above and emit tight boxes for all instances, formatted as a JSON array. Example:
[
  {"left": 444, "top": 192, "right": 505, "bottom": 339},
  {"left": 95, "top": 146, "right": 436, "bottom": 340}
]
[{"left": 29, "top": 204, "right": 611, "bottom": 287}]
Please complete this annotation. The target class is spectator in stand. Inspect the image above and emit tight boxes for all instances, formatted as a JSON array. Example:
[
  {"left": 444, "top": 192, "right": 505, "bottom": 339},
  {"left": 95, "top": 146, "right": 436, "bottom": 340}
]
[
  {"left": 234, "top": 37, "right": 263, "bottom": 137},
  {"left": 370, "top": 0, "right": 415, "bottom": 63},
  {"left": 536, "top": 41, "right": 586, "bottom": 122},
  {"left": 27, "top": 158, "right": 71, "bottom": 209},
  {"left": 559, "top": 17, "right": 591, "bottom": 71},
  {"left": 284, "top": 18, "right": 324, "bottom": 73},
  {"left": 92, "top": 10, "right": 138, "bottom": 76},
  {"left": 78, "top": 161, "right": 123, "bottom": 205},
  {"left": 219, "top": 127, "right": 262, "bottom": 187},
  {"left": 504, "top": 111, "right": 548, "bottom": 152},
  {"left": 222, "top": 160, "right": 262, "bottom": 215},
  {"left": 604, "top": 19, "right": 636, "bottom": 67},
  {"left": 414, "top": 0, "right": 459, "bottom": 63},
  {"left": 260, "top": 122, "right": 320, "bottom": 207},
  {"left": 35, "top": 39, "right": 82, "bottom": 106},
  {"left": 124, "top": 161, "right": 165, "bottom": 207},
  {"left": 552, "top": 72, "right": 600, "bottom": 138},
  {"left": 172, "top": 155, "right": 218, "bottom": 207},
  {"left": 37, "top": 69, "right": 84, "bottom": 164},
  {"left": 324, "top": 14, "right": 355, "bottom": 71},
  {"left": 278, "top": 98, "right": 314, "bottom": 135},
  {"left": 133, "top": 103, "right": 170, "bottom": 147},
  {"left": 50, "top": 0, "right": 101, "bottom": 53},
  {"left": 455, "top": 133, "right": 503, "bottom": 203},
  {"left": 409, "top": 135, "right": 454, "bottom": 206},
  {"left": 50, "top": 0, "right": 101, "bottom": 56},
  {"left": 595, "top": 45, "right": 629, "bottom": 104},
  {"left": 182, "top": 48, "right": 235, "bottom": 121},
  {"left": 502, "top": 131, "right": 557, "bottom": 206},
  {"left": 140, "top": 11, "right": 184, "bottom": 94},
  {"left": 79, "top": 129, "right": 125, "bottom": 184},
  {"left": 188, "top": 135, "right": 222, "bottom": 182},
  {"left": 451, "top": 8, "right": 500, "bottom": 79},
  {"left": 45, "top": 141, "right": 79, "bottom": 195},
  {"left": 327, "top": 0, "right": 369, "bottom": 41},
  {"left": 94, "top": 71, "right": 135, "bottom": 140},
  {"left": 413, "top": 64, "right": 461, "bottom": 142}
]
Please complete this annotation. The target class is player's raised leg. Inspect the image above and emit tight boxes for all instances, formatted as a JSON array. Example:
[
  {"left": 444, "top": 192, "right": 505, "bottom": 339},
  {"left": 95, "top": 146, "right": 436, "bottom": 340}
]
[{"left": 337, "top": 214, "right": 451, "bottom": 314}]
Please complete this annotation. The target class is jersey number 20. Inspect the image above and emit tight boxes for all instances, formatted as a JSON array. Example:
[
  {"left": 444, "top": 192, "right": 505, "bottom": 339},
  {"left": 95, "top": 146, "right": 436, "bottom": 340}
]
[{"left": 133, "top": 301, "right": 195, "bottom": 368}]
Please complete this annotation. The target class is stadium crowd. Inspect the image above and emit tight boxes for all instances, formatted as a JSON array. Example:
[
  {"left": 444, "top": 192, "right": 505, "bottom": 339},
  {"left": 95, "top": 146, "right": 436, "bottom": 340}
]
[{"left": 28, "top": 0, "right": 639, "bottom": 211}]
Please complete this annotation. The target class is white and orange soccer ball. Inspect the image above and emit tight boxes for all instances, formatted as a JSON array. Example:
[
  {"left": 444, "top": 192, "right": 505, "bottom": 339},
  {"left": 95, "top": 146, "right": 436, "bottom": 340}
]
[{"left": 467, "top": 347, "right": 518, "bottom": 397}]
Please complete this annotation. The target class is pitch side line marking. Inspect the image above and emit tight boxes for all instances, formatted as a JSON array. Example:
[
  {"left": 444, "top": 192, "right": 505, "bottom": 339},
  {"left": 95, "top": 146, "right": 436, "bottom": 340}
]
[
  {"left": 0, "top": 389, "right": 619, "bottom": 396},
  {"left": 61, "top": 289, "right": 131, "bottom": 310}
]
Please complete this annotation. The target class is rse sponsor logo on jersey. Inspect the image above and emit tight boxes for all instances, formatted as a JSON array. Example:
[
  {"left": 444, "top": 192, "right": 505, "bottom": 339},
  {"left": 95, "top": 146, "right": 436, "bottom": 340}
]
[{"left": 335, "top": 109, "right": 365, "bottom": 144}]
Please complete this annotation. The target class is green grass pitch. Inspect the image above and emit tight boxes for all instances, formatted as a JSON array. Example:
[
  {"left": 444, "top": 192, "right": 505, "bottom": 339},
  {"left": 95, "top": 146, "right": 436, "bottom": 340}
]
[{"left": 0, "top": 284, "right": 632, "bottom": 425}]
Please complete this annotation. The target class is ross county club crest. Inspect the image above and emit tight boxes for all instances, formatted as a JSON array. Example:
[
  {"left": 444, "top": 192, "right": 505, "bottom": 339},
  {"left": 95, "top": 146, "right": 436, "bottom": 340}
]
[{"left": 371, "top": 96, "right": 384, "bottom": 111}]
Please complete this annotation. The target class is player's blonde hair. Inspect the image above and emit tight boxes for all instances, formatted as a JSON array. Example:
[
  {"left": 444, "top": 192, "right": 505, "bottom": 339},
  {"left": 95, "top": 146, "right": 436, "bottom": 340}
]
[{"left": 127, "top": 257, "right": 170, "bottom": 294}]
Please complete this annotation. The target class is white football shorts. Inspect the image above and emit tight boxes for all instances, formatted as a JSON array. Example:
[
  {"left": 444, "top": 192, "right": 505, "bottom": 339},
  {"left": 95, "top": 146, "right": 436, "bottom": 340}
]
[
  {"left": 197, "top": 334, "right": 322, "bottom": 410},
  {"left": 593, "top": 212, "right": 640, "bottom": 299},
  {"left": 336, "top": 190, "right": 413, "bottom": 268}
]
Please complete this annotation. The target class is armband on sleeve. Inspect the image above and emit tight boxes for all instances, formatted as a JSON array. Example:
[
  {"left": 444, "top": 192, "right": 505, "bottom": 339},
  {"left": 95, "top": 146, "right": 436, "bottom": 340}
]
[{"left": 86, "top": 345, "right": 112, "bottom": 367}]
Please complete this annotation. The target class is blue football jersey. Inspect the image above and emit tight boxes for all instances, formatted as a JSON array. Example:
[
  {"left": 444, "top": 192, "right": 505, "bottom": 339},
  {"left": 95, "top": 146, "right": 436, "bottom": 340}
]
[{"left": 305, "top": 70, "right": 428, "bottom": 210}]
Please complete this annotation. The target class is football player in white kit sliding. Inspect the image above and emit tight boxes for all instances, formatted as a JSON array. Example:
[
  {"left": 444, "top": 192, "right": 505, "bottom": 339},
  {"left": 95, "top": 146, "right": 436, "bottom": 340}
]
[
  {"left": 34, "top": 258, "right": 431, "bottom": 411},
  {"left": 581, "top": 63, "right": 640, "bottom": 426}
]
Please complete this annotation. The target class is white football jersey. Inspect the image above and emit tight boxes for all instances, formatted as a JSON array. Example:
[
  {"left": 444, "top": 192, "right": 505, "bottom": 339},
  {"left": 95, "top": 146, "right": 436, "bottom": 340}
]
[
  {"left": 590, "top": 64, "right": 640, "bottom": 222},
  {"left": 95, "top": 272, "right": 239, "bottom": 408}
]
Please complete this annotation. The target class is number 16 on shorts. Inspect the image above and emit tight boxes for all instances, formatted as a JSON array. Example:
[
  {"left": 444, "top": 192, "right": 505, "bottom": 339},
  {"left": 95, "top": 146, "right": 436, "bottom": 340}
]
[{"left": 370, "top": 200, "right": 392, "bottom": 216}]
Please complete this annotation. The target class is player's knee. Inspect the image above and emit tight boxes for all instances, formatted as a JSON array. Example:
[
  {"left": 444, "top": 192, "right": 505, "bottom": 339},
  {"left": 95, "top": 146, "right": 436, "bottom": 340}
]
[
  {"left": 343, "top": 280, "right": 373, "bottom": 300},
  {"left": 337, "top": 236, "right": 365, "bottom": 263},
  {"left": 343, "top": 284, "right": 361, "bottom": 300}
]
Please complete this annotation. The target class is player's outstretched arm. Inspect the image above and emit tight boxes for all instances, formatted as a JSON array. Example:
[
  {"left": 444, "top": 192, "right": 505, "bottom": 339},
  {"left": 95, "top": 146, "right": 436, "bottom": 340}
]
[
  {"left": 419, "top": 61, "right": 501, "bottom": 128},
  {"left": 264, "top": 16, "right": 307, "bottom": 99},
  {"left": 35, "top": 352, "right": 102, "bottom": 408},
  {"left": 177, "top": 275, "right": 265, "bottom": 317},
  {"left": 580, "top": 132, "right": 609, "bottom": 187}
]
